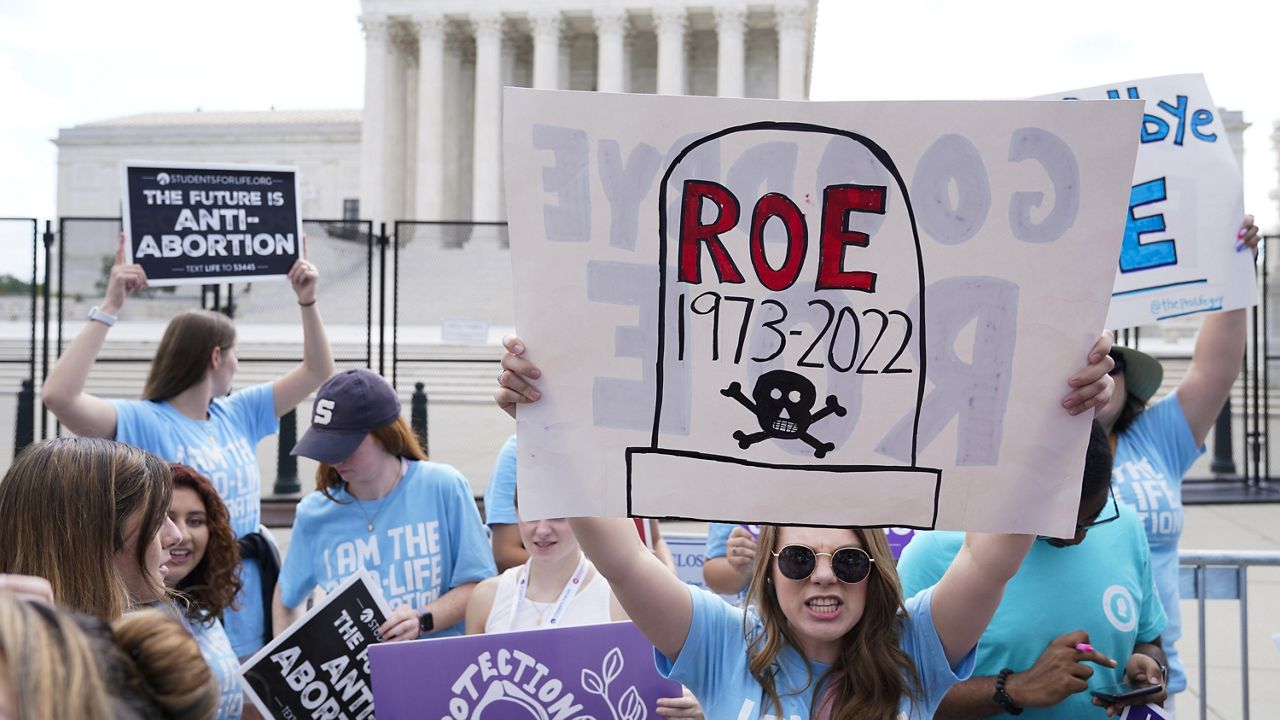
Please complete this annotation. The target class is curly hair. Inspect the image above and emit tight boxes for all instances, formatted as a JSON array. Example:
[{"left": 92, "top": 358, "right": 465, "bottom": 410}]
[
  {"left": 744, "top": 525, "right": 922, "bottom": 720},
  {"left": 169, "top": 464, "right": 242, "bottom": 624}
]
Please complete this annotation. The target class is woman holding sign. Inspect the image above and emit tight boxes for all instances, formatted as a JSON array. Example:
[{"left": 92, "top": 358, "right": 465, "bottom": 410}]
[
  {"left": 1099, "top": 215, "right": 1259, "bottom": 707},
  {"left": 274, "top": 369, "right": 495, "bottom": 642},
  {"left": 42, "top": 236, "right": 336, "bottom": 660},
  {"left": 495, "top": 334, "right": 1115, "bottom": 719}
]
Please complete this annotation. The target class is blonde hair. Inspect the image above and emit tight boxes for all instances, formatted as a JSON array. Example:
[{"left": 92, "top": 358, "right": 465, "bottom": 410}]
[
  {"left": 0, "top": 595, "right": 114, "bottom": 720},
  {"left": 0, "top": 437, "right": 173, "bottom": 620},
  {"left": 108, "top": 610, "right": 219, "bottom": 720},
  {"left": 745, "top": 525, "right": 921, "bottom": 720}
]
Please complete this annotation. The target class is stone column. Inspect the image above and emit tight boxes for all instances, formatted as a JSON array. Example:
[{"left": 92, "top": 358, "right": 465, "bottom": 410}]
[
  {"left": 775, "top": 1, "right": 810, "bottom": 100},
  {"left": 715, "top": 3, "right": 747, "bottom": 98},
  {"left": 594, "top": 8, "right": 628, "bottom": 93},
  {"left": 471, "top": 11, "right": 504, "bottom": 221},
  {"left": 653, "top": 6, "right": 687, "bottom": 95},
  {"left": 531, "top": 10, "right": 562, "bottom": 90},
  {"left": 359, "top": 14, "right": 390, "bottom": 223},
  {"left": 413, "top": 15, "right": 446, "bottom": 220}
]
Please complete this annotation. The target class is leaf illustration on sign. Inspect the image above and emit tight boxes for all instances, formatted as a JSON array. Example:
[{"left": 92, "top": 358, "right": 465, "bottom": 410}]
[{"left": 579, "top": 646, "right": 647, "bottom": 720}]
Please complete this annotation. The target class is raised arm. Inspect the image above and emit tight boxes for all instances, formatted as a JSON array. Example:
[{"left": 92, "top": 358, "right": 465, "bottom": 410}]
[
  {"left": 929, "top": 533, "right": 1034, "bottom": 667},
  {"left": 569, "top": 517, "right": 693, "bottom": 661},
  {"left": 1176, "top": 215, "right": 1258, "bottom": 444},
  {"left": 41, "top": 236, "right": 145, "bottom": 438},
  {"left": 272, "top": 257, "right": 336, "bottom": 416}
]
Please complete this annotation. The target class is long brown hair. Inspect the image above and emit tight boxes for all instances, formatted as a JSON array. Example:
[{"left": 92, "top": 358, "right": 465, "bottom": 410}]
[
  {"left": 0, "top": 595, "right": 114, "bottom": 720},
  {"left": 745, "top": 525, "right": 921, "bottom": 720},
  {"left": 170, "top": 463, "right": 242, "bottom": 623},
  {"left": 316, "top": 416, "right": 427, "bottom": 501},
  {"left": 0, "top": 437, "right": 173, "bottom": 620},
  {"left": 143, "top": 309, "right": 236, "bottom": 401}
]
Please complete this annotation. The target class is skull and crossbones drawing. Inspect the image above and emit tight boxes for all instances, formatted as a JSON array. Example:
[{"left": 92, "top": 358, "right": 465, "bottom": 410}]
[{"left": 721, "top": 370, "right": 847, "bottom": 458}]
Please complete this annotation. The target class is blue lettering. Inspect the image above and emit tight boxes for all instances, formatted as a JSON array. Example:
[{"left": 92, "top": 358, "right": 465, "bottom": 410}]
[
  {"left": 1190, "top": 108, "right": 1217, "bottom": 142},
  {"left": 1154, "top": 95, "right": 1188, "bottom": 146},
  {"left": 1119, "top": 178, "right": 1176, "bottom": 273}
]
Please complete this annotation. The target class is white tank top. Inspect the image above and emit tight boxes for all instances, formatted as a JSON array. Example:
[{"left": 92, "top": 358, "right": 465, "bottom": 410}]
[{"left": 484, "top": 559, "right": 614, "bottom": 633}]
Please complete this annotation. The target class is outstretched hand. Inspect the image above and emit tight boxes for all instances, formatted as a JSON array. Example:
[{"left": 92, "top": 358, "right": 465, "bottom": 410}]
[
  {"left": 104, "top": 233, "right": 148, "bottom": 314},
  {"left": 496, "top": 335, "right": 542, "bottom": 418},
  {"left": 1236, "top": 214, "right": 1260, "bottom": 257}
]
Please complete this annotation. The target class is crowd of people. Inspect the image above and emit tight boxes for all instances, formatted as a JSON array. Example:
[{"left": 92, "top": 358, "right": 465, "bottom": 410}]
[{"left": 0, "top": 216, "right": 1257, "bottom": 719}]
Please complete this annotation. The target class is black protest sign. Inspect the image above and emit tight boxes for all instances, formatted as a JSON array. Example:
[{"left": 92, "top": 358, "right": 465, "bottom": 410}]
[
  {"left": 240, "top": 571, "right": 390, "bottom": 720},
  {"left": 121, "top": 161, "right": 302, "bottom": 285}
]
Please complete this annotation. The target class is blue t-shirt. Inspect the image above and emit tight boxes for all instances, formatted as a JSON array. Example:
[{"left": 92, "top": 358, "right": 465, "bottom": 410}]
[
  {"left": 191, "top": 616, "right": 243, "bottom": 720},
  {"left": 280, "top": 460, "right": 497, "bottom": 637},
  {"left": 657, "top": 584, "right": 972, "bottom": 719},
  {"left": 898, "top": 507, "right": 1167, "bottom": 720},
  {"left": 1112, "top": 392, "right": 1200, "bottom": 694},
  {"left": 704, "top": 523, "right": 736, "bottom": 559},
  {"left": 113, "top": 382, "right": 278, "bottom": 658},
  {"left": 483, "top": 435, "right": 518, "bottom": 526}
]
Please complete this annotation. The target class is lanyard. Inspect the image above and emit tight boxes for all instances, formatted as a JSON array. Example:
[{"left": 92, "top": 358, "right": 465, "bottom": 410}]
[{"left": 510, "top": 554, "right": 589, "bottom": 629}]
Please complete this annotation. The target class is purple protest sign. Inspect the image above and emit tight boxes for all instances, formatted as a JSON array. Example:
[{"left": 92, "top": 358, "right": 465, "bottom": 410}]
[
  {"left": 884, "top": 527, "right": 915, "bottom": 559},
  {"left": 370, "top": 621, "right": 680, "bottom": 720},
  {"left": 1119, "top": 705, "right": 1170, "bottom": 720}
]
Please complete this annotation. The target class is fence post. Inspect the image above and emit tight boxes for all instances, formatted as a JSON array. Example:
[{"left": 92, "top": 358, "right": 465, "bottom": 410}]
[
  {"left": 1210, "top": 401, "right": 1236, "bottom": 476},
  {"left": 411, "top": 382, "right": 429, "bottom": 455},
  {"left": 14, "top": 380, "right": 34, "bottom": 458},
  {"left": 273, "top": 409, "right": 300, "bottom": 495}
]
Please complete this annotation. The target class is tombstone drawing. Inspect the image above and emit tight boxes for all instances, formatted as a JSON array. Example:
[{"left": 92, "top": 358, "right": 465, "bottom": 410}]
[{"left": 625, "top": 122, "right": 943, "bottom": 529}]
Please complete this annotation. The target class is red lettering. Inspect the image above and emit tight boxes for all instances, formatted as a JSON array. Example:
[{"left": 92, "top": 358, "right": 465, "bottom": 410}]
[
  {"left": 678, "top": 180, "right": 744, "bottom": 285},
  {"left": 749, "top": 193, "right": 807, "bottom": 291},
  {"left": 817, "top": 184, "right": 885, "bottom": 292}
]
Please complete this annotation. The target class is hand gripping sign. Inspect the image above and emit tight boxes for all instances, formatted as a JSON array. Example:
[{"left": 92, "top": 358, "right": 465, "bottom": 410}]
[{"left": 625, "top": 123, "right": 941, "bottom": 528}]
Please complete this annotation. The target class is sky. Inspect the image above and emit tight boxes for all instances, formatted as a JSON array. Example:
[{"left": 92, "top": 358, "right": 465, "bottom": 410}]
[{"left": 1, "top": 0, "right": 1277, "bottom": 233}]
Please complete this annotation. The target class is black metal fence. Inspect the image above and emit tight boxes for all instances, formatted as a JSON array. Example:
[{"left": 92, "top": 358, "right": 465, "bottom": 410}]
[{"left": 6, "top": 220, "right": 1277, "bottom": 502}]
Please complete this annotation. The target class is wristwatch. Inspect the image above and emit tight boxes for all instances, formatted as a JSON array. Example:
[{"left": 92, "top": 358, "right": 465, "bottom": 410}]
[
  {"left": 993, "top": 668, "right": 1023, "bottom": 715},
  {"left": 418, "top": 610, "right": 434, "bottom": 634},
  {"left": 87, "top": 306, "right": 117, "bottom": 327}
]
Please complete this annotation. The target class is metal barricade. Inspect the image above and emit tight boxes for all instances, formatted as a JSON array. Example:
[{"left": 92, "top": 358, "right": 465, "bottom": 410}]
[{"left": 1178, "top": 549, "right": 1280, "bottom": 719}]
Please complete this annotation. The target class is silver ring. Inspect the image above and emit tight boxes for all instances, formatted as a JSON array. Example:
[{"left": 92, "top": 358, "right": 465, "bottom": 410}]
[{"left": 496, "top": 370, "right": 505, "bottom": 385}]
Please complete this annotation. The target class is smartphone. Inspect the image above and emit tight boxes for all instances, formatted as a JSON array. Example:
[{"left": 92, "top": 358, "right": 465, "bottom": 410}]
[{"left": 1091, "top": 681, "right": 1163, "bottom": 703}]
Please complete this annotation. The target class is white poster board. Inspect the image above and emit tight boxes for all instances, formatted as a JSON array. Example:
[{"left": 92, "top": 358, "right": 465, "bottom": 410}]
[
  {"left": 1040, "top": 74, "right": 1254, "bottom": 329},
  {"left": 505, "top": 89, "right": 1141, "bottom": 536}
]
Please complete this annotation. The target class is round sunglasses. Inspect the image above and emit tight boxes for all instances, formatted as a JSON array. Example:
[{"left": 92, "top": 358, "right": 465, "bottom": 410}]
[{"left": 771, "top": 544, "right": 875, "bottom": 584}]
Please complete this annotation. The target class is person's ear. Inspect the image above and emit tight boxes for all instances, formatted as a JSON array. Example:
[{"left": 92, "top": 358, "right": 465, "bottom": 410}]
[{"left": 209, "top": 345, "right": 222, "bottom": 369}]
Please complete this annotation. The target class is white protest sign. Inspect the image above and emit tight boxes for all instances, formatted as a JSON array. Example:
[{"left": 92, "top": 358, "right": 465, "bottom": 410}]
[
  {"left": 505, "top": 89, "right": 1141, "bottom": 536},
  {"left": 1040, "top": 74, "right": 1254, "bottom": 329}
]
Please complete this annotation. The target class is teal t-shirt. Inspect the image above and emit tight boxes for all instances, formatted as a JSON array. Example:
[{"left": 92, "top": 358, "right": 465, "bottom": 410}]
[
  {"left": 113, "top": 382, "right": 278, "bottom": 658},
  {"left": 897, "top": 506, "right": 1166, "bottom": 719},
  {"left": 279, "top": 460, "right": 497, "bottom": 637},
  {"left": 656, "top": 584, "right": 973, "bottom": 719},
  {"left": 1113, "top": 392, "right": 1201, "bottom": 693}
]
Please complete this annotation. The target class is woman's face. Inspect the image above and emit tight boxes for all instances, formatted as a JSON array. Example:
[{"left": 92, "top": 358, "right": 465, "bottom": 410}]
[
  {"left": 209, "top": 343, "right": 239, "bottom": 396},
  {"left": 165, "top": 487, "right": 209, "bottom": 587},
  {"left": 516, "top": 516, "right": 580, "bottom": 565},
  {"left": 115, "top": 510, "right": 181, "bottom": 602},
  {"left": 771, "top": 527, "right": 869, "bottom": 664},
  {"left": 332, "top": 434, "right": 388, "bottom": 486}
]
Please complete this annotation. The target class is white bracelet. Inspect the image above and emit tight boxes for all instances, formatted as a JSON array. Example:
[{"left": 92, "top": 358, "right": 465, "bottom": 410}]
[{"left": 88, "top": 306, "right": 117, "bottom": 327}]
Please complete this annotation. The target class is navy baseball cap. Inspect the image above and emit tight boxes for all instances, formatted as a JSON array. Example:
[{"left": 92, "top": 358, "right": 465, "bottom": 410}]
[{"left": 291, "top": 369, "right": 402, "bottom": 465}]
